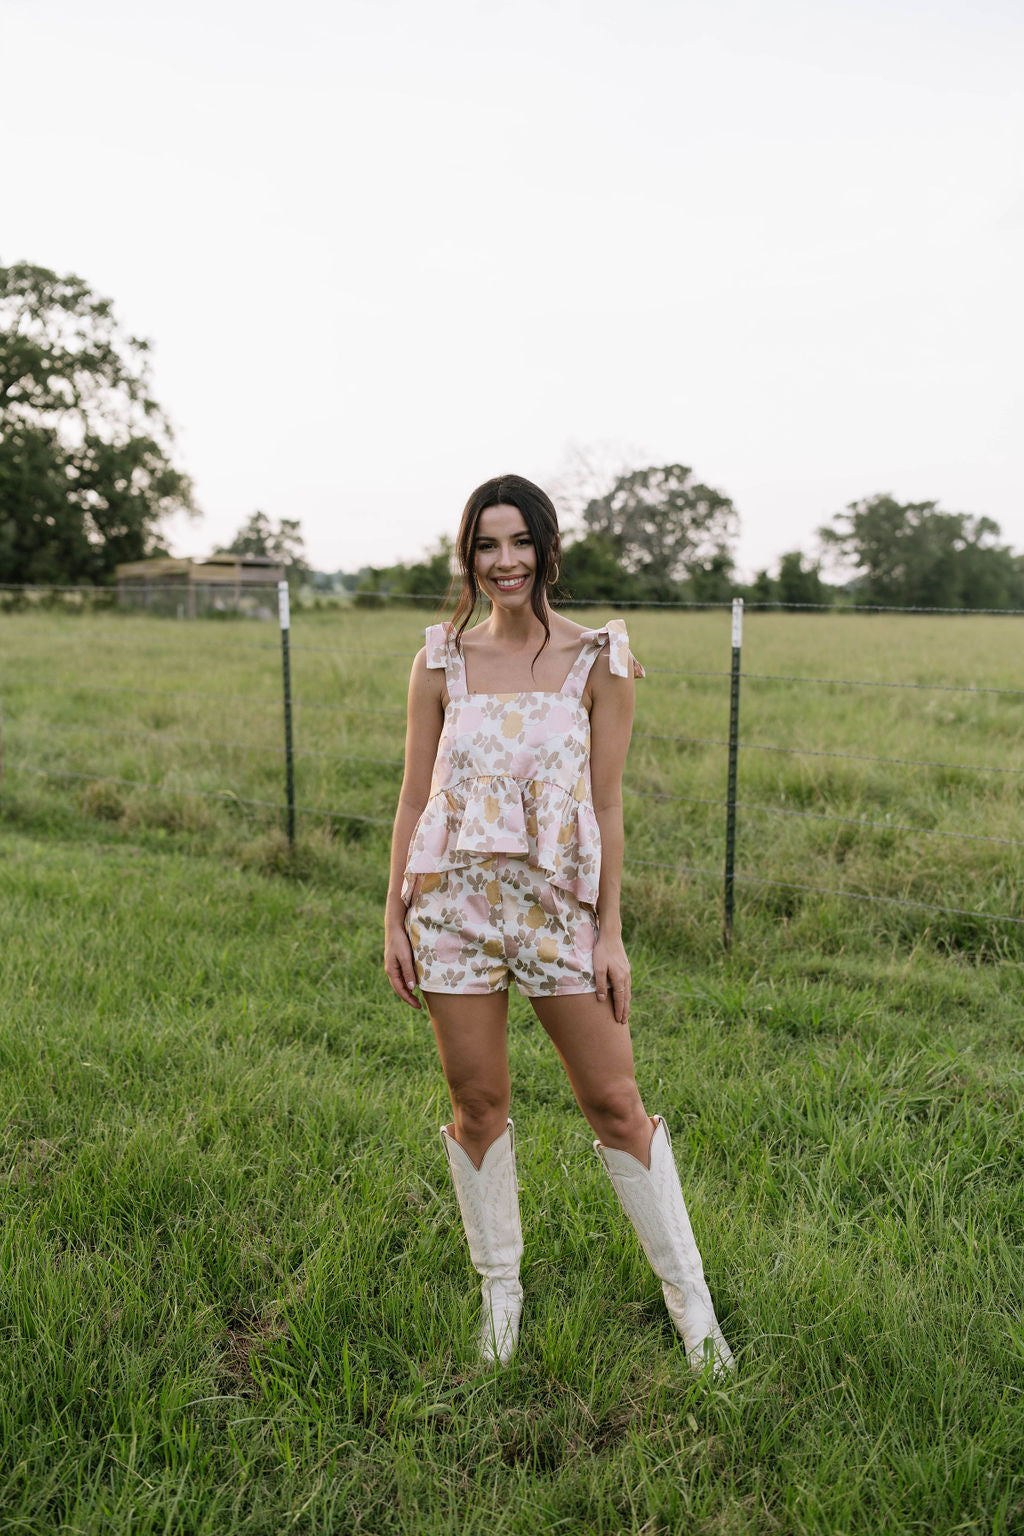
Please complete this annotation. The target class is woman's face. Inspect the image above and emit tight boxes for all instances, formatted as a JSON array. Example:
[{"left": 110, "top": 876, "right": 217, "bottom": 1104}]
[{"left": 473, "top": 504, "right": 538, "bottom": 609}]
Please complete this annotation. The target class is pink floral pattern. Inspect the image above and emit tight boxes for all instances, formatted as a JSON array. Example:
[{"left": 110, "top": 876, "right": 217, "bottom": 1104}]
[
  {"left": 405, "top": 857, "right": 598, "bottom": 995},
  {"left": 401, "top": 619, "right": 644, "bottom": 910}
]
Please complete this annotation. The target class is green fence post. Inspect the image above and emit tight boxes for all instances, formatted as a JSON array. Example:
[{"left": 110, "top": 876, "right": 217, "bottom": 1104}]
[
  {"left": 278, "top": 581, "right": 296, "bottom": 850},
  {"left": 723, "top": 598, "right": 743, "bottom": 949}
]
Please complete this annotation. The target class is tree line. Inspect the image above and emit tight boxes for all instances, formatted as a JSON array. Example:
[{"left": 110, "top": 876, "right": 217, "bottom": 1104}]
[
  {"left": 3, "top": 263, "right": 1021, "bottom": 611},
  {"left": 369, "top": 472, "right": 1024, "bottom": 612}
]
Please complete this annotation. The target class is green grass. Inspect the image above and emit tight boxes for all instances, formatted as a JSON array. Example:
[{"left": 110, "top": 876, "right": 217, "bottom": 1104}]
[{"left": 0, "top": 606, "right": 1022, "bottom": 1534}]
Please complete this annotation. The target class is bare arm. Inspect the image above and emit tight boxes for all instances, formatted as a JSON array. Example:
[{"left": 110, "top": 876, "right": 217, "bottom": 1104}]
[
  {"left": 384, "top": 647, "right": 445, "bottom": 1006},
  {"left": 588, "top": 650, "right": 636, "bottom": 1023}
]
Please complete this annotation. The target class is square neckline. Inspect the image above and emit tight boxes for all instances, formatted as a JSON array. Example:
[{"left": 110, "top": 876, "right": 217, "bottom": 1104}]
[{"left": 458, "top": 627, "right": 600, "bottom": 700}]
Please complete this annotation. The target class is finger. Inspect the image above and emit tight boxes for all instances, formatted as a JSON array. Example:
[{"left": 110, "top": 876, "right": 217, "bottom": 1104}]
[
  {"left": 386, "top": 964, "right": 420, "bottom": 1009},
  {"left": 614, "top": 971, "right": 631, "bottom": 1025},
  {"left": 594, "top": 961, "right": 609, "bottom": 1003},
  {"left": 401, "top": 962, "right": 422, "bottom": 1009}
]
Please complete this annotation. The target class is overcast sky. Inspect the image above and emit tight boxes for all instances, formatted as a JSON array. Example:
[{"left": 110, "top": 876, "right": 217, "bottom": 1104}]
[{"left": 4, "top": 0, "right": 1022, "bottom": 578}]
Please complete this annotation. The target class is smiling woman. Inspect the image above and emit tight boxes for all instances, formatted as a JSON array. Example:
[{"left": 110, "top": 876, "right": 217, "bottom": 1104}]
[
  {"left": 382, "top": 472, "right": 735, "bottom": 1376},
  {"left": 450, "top": 475, "right": 560, "bottom": 666}
]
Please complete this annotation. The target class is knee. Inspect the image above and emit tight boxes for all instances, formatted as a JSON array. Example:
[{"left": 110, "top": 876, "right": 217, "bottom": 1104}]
[
  {"left": 449, "top": 1081, "right": 509, "bottom": 1135},
  {"left": 583, "top": 1081, "right": 646, "bottom": 1141}
]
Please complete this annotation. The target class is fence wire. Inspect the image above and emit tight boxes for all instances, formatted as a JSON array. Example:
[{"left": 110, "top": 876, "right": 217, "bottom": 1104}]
[
  {"left": 624, "top": 858, "right": 1024, "bottom": 927},
  {"left": 632, "top": 732, "right": 1024, "bottom": 775},
  {"left": 12, "top": 715, "right": 1019, "bottom": 849},
  {"left": 17, "top": 621, "right": 1024, "bottom": 695},
  {"left": 4, "top": 602, "right": 1022, "bottom": 938},
  {"left": 5, "top": 717, "right": 406, "bottom": 766},
  {"left": 13, "top": 765, "right": 393, "bottom": 826},
  {"left": 13, "top": 762, "right": 1019, "bottom": 929},
  {"left": 5, "top": 580, "right": 1024, "bottom": 615},
  {"left": 624, "top": 787, "right": 1024, "bottom": 847},
  {"left": 27, "top": 681, "right": 406, "bottom": 717}
]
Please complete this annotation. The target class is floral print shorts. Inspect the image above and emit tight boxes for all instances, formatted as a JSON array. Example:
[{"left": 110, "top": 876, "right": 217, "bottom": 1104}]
[{"left": 404, "top": 855, "right": 598, "bottom": 996}]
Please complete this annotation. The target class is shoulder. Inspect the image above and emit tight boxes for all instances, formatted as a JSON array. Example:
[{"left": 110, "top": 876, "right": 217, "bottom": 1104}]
[
  {"left": 409, "top": 644, "right": 446, "bottom": 713},
  {"left": 548, "top": 611, "right": 592, "bottom": 644},
  {"left": 549, "top": 611, "right": 629, "bottom": 644},
  {"left": 587, "top": 646, "right": 630, "bottom": 692},
  {"left": 410, "top": 641, "right": 442, "bottom": 687},
  {"left": 409, "top": 643, "right": 432, "bottom": 682}
]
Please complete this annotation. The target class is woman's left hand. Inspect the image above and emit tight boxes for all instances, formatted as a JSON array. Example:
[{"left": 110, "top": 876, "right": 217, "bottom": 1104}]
[{"left": 593, "top": 935, "right": 631, "bottom": 1026}]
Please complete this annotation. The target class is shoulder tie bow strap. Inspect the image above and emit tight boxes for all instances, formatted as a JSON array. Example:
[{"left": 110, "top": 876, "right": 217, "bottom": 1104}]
[
  {"left": 563, "top": 620, "right": 646, "bottom": 695},
  {"left": 424, "top": 622, "right": 451, "bottom": 670},
  {"left": 423, "top": 622, "right": 467, "bottom": 699},
  {"left": 599, "top": 619, "right": 646, "bottom": 679}
]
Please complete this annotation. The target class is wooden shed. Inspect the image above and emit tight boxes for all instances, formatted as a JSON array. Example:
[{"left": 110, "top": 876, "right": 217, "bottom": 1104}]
[{"left": 114, "top": 555, "right": 286, "bottom": 617}]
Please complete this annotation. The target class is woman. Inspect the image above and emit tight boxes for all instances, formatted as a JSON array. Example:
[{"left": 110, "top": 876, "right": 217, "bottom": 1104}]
[{"left": 384, "top": 474, "right": 733, "bottom": 1373}]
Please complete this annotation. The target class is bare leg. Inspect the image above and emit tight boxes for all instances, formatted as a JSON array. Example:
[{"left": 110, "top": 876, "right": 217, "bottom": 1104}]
[
  {"left": 424, "top": 990, "right": 512, "bottom": 1169},
  {"left": 426, "top": 989, "right": 523, "bottom": 1364},
  {"left": 534, "top": 992, "right": 733, "bottom": 1371},
  {"left": 530, "top": 991, "right": 655, "bottom": 1165}
]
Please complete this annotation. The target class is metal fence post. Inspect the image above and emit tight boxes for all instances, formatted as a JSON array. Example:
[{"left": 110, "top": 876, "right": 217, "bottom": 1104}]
[
  {"left": 278, "top": 580, "right": 296, "bottom": 850},
  {"left": 723, "top": 598, "right": 743, "bottom": 949}
]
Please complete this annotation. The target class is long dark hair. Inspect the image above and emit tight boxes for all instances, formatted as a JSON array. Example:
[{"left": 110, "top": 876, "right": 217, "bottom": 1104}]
[{"left": 449, "top": 474, "right": 562, "bottom": 665}]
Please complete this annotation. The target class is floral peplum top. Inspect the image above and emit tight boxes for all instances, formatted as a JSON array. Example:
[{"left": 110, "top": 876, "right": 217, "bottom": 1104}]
[{"left": 400, "top": 619, "right": 645, "bottom": 910}]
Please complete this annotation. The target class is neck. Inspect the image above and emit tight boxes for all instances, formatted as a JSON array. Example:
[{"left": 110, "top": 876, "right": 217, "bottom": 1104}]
[{"left": 483, "top": 599, "right": 551, "bottom": 648}]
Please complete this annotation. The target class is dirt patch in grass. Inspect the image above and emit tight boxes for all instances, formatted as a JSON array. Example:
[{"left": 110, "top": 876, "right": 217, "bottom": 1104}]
[{"left": 215, "top": 1306, "right": 290, "bottom": 1393}]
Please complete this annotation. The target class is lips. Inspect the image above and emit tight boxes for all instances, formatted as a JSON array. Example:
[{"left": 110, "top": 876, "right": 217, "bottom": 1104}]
[{"left": 490, "top": 575, "right": 530, "bottom": 591}]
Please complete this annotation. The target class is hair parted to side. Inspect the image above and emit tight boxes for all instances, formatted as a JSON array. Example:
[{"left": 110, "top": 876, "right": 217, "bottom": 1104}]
[{"left": 448, "top": 474, "right": 563, "bottom": 665}]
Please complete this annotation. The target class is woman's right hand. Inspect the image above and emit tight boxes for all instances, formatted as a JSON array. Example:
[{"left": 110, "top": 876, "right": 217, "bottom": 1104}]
[{"left": 385, "top": 921, "right": 422, "bottom": 1009}]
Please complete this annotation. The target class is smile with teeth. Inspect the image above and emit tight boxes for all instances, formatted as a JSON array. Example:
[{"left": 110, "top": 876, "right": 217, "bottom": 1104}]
[{"left": 491, "top": 575, "right": 530, "bottom": 590}]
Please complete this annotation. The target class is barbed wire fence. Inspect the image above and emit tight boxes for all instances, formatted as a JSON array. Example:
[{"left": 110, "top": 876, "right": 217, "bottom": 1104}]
[{"left": 1, "top": 582, "right": 1022, "bottom": 945}]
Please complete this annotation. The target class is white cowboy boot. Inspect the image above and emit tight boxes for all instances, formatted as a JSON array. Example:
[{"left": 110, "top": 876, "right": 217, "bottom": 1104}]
[
  {"left": 595, "top": 1115, "right": 735, "bottom": 1374},
  {"left": 439, "top": 1119, "right": 524, "bottom": 1366}
]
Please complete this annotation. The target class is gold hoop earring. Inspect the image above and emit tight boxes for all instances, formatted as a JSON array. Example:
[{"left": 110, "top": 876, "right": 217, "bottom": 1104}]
[{"left": 549, "top": 562, "right": 560, "bottom": 585}]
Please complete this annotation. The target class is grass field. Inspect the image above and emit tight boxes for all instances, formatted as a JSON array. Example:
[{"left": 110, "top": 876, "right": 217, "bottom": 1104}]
[{"left": 1, "top": 604, "right": 1022, "bottom": 1534}]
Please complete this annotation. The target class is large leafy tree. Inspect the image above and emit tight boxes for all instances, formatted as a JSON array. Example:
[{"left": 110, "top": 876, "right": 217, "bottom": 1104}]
[
  {"left": 819, "top": 495, "right": 1023, "bottom": 609},
  {"left": 0, "top": 262, "right": 195, "bottom": 584},
  {"left": 582, "top": 464, "right": 738, "bottom": 601}
]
